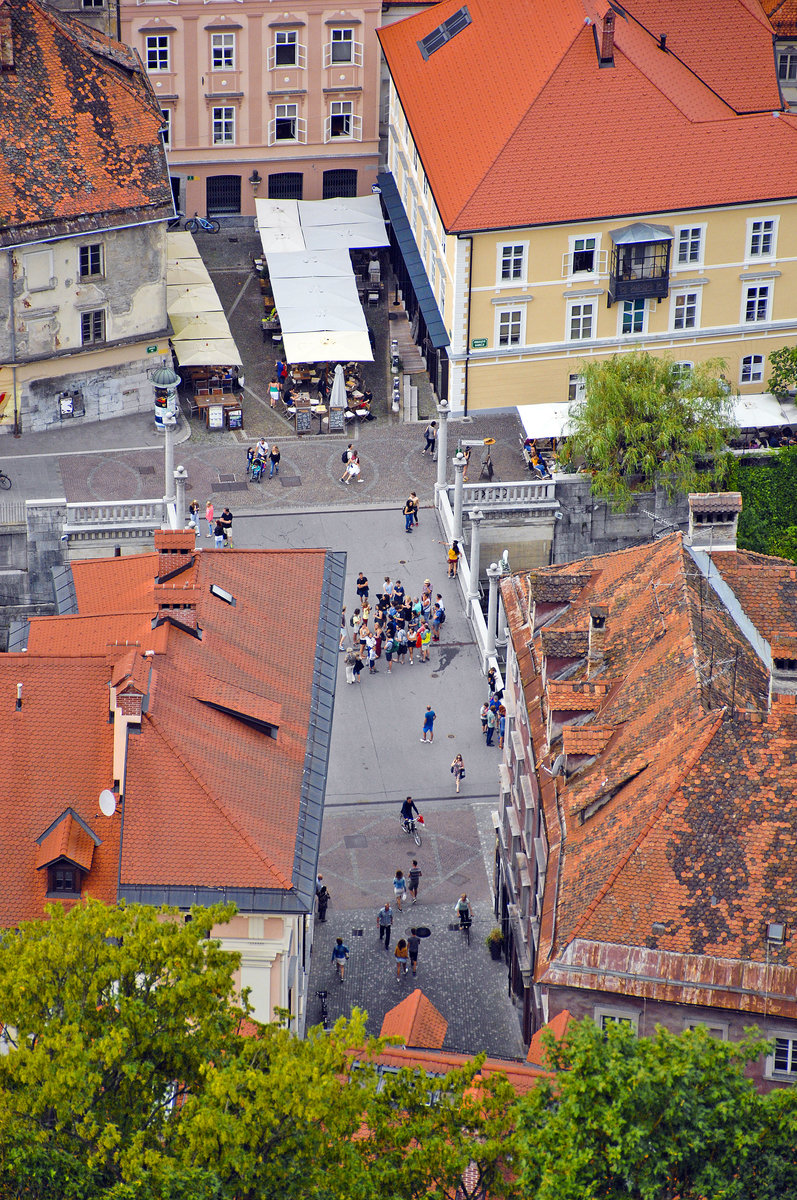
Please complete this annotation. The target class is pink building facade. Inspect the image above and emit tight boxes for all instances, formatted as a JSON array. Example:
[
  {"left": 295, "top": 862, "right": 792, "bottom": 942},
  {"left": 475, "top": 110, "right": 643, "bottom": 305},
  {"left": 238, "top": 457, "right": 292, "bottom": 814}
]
[{"left": 121, "top": 1, "right": 383, "bottom": 218}]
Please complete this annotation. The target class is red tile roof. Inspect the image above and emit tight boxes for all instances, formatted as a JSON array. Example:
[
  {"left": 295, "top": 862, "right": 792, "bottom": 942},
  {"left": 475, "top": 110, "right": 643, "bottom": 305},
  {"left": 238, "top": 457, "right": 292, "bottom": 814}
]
[
  {"left": 526, "top": 1008, "right": 573, "bottom": 1066},
  {"left": 35, "top": 811, "right": 97, "bottom": 873},
  {"left": 379, "top": 0, "right": 797, "bottom": 232},
  {"left": 767, "top": 0, "right": 797, "bottom": 34},
  {"left": 0, "top": 533, "right": 340, "bottom": 925},
  {"left": 0, "top": 0, "right": 171, "bottom": 243},
  {"left": 502, "top": 531, "right": 797, "bottom": 1016},
  {"left": 380, "top": 989, "right": 448, "bottom": 1048}
]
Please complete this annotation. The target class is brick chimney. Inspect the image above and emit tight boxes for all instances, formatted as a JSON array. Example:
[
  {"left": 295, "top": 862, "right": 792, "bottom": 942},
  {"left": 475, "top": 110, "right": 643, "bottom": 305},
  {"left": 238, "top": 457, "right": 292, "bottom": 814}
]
[
  {"left": 154, "top": 583, "right": 200, "bottom": 634},
  {"left": 154, "top": 529, "right": 196, "bottom": 582},
  {"left": 770, "top": 635, "right": 797, "bottom": 706},
  {"left": 588, "top": 604, "right": 609, "bottom": 675},
  {"left": 0, "top": 2, "right": 14, "bottom": 73},
  {"left": 598, "top": 8, "right": 615, "bottom": 64},
  {"left": 685, "top": 493, "right": 742, "bottom": 553}
]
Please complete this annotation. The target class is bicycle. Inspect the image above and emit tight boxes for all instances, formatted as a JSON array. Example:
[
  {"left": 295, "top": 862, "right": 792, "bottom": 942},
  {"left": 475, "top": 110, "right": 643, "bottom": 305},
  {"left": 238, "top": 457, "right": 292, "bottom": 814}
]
[
  {"left": 316, "top": 989, "right": 329, "bottom": 1030},
  {"left": 184, "top": 212, "right": 220, "bottom": 234},
  {"left": 401, "top": 815, "right": 422, "bottom": 847},
  {"left": 459, "top": 913, "right": 471, "bottom": 945},
  {"left": 0, "top": 469, "right": 11, "bottom": 490}
]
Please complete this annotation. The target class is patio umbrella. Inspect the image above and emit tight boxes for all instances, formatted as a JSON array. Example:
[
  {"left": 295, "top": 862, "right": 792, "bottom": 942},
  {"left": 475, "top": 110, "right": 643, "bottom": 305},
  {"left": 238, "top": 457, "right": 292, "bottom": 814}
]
[
  {"left": 329, "top": 363, "right": 347, "bottom": 408},
  {"left": 171, "top": 313, "right": 232, "bottom": 340}
]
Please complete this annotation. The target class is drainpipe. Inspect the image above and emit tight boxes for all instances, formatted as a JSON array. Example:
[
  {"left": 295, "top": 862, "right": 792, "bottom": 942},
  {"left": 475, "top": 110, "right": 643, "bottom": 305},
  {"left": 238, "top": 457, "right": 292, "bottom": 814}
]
[
  {"left": 7, "top": 250, "right": 20, "bottom": 437},
  {"left": 462, "top": 234, "right": 473, "bottom": 417}
]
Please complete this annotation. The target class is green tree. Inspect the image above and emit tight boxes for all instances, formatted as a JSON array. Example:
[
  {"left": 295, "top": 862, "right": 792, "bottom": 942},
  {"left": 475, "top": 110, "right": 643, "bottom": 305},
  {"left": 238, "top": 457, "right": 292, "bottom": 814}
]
[
  {"left": 767, "top": 345, "right": 797, "bottom": 396},
  {"left": 561, "top": 352, "right": 736, "bottom": 509},
  {"left": 514, "top": 1017, "right": 797, "bottom": 1200}
]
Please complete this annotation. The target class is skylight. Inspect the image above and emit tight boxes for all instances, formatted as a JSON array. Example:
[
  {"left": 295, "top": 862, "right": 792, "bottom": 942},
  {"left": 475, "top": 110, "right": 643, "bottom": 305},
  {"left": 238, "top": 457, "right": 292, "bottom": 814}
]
[
  {"left": 418, "top": 6, "right": 471, "bottom": 61},
  {"left": 210, "top": 583, "right": 236, "bottom": 606}
]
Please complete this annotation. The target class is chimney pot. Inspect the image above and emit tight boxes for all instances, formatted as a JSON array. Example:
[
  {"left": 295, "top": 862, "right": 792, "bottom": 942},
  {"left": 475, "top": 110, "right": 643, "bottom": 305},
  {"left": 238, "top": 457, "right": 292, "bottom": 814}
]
[
  {"left": 685, "top": 493, "right": 742, "bottom": 552},
  {"left": 588, "top": 605, "right": 609, "bottom": 674},
  {"left": 599, "top": 9, "right": 615, "bottom": 62}
]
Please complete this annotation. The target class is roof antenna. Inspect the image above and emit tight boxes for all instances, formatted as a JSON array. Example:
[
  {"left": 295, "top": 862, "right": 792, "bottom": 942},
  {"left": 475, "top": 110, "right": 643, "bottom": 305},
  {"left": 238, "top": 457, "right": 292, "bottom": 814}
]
[{"left": 15, "top": 683, "right": 22, "bottom": 711}]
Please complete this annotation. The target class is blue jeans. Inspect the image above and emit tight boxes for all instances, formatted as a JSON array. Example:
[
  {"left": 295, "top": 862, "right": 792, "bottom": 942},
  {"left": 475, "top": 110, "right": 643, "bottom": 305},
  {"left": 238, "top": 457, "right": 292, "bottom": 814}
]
[
  {"left": 405, "top": 513, "right": 413, "bottom": 531},
  {"left": 270, "top": 461, "right": 279, "bottom": 477}
]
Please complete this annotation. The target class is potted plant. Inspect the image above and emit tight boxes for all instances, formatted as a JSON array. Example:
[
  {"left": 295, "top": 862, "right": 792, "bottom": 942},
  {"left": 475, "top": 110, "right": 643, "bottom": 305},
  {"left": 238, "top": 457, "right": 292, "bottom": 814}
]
[{"left": 485, "top": 928, "right": 503, "bottom": 961}]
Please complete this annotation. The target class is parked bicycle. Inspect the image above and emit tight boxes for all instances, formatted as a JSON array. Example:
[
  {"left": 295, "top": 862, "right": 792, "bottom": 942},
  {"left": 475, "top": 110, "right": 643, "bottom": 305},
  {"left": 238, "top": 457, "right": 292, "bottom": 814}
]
[
  {"left": 0, "top": 468, "right": 12, "bottom": 490},
  {"left": 455, "top": 895, "right": 472, "bottom": 945},
  {"left": 184, "top": 212, "right": 220, "bottom": 234},
  {"left": 316, "top": 989, "right": 329, "bottom": 1030}
]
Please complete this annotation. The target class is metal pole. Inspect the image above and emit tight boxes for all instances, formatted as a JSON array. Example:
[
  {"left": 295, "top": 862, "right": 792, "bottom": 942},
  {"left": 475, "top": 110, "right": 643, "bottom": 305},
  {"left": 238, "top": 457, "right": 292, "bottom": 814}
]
[
  {"left": 452, "top": 451, "right": 466, "bottom": 542},
  {"left": 486, "top": 563, "right": 501, "bottom": 659},
  {"left": 467, "top": 509, "right": 484, "bottom": 603}
]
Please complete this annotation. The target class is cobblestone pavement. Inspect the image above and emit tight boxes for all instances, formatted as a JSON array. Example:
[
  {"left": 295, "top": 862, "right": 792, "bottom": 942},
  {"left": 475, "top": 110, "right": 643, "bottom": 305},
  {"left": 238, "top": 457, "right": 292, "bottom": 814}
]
[{"left": 308, "top": 799, "right": 525, "bottom": 1061}]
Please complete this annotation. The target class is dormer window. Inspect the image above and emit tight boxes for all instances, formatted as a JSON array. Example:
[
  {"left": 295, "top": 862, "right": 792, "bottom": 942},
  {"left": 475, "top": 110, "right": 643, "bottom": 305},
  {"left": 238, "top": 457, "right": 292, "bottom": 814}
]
[
  {"left": 48, "top": 862, "right": 82, "bottom": 897},
  {"left": 608, "top": 223, "right": 672, "bottom": 307},
  {"left": 35, "top": 809, "right": 100, "bottom": 900}
]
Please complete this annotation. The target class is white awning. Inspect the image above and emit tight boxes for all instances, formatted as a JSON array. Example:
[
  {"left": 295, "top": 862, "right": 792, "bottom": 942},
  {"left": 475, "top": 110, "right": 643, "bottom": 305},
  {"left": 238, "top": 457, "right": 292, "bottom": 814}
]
[
  {"left": 172, "top": 338, "right": 242, "bottom": 368},
  {"left": 167, "top": 264, "right": 212, "bottom": 287},
  {"left": 254, "top": 199, "right": 300, "bottom": 231},
  {"left": 166, "top": 285, "right": 224, "bottom": 314},
  {"left": 303, "top": 223, "right": 389, "bottom": 251},
  {"left": 282, "top": 330, "right": 373, "bottom": 363},
  {"left": 516, "top": 402, "right": 574, "bottom": 439},
  {"left": 297, "top": 196, "right": 385, "bottom": 227},
  {"left": 733, "top": 393, "right": 797, "bottom": 428},
  {"left": 171, "top": 313, "right": 233, "bottom": 341},
  {"left": 166, "top": 231, "right": 203, "bottom": 259},
  {"left": 265, "top": 250, "right": 353, "bottom": 279}
]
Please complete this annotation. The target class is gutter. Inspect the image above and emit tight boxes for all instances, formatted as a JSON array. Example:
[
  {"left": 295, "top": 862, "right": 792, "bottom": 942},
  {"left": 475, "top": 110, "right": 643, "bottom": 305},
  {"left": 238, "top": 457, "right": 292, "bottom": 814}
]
[
  {"left": 462, "top": 234, "right": 473, "bottom": 417},
  {"left": 7, "top": 250, "right": 19, "bottom": 435}
]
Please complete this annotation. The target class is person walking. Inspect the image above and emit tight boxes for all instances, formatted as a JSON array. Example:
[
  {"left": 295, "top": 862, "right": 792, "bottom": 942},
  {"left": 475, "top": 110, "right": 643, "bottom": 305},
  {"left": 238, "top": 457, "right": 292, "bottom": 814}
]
[
  {"left": 480, "top": 701, "right": 490, "bottom": 735},
  {"left": 342, "top": 452, "right": 362, "bottom": 484},
  {"left": 269, "top": 443, "right": 281, "bottom": 478},
  {"left": 356, "top": 572, "right": 369, "bottom": 602},
  {"left": 394, "top": 938, "right": 409, "bottom": 981},
  {"left": 317, "top": 881, "right": 330, "bottom": 922},
  {"left": 377, "top": 902, "right": 393, "bottom": 950},
  {"left": 403, "top": 496, "right": 415, "bottom": 534},
  {"left": 486, "top": 705, "right": 497, "bottom": 746},
  {"left": 219, "top": 506, "right": 233, "bottom": 547},
  {"left": 420, "top": 704, "right": 436, "bottom": 743},
  {"left": 408, "top": 860, "right": 422, "bottom": 904},
  {"left": 431, "top": 597, "right": 446, "bottom": 642},
  {"left": 331, "top": 937, "right": 349, "bottom": 982},
  {"left": 268, "top": 377, "right": 280, "bottom": 408},
  {"left": 422, "top": 420, "right": 437, "bottom": 455},
  {"left": 187, "top": 499, "right": 200, "bottom": 531},
  {"left": 205, "top": 499, "right": 214, "bottom": 539},
  {"left": 407, "top": 928, "right": 421, "bottom": 975},
  {"left": 275, "top": 358, "right": 287, "bottom": 385},
  {"left": 340, "top": 608, "right": 347, "bottom": 651},
  {"left": 393, "top": 869, "right": 408, "bottom": 911},
  {"left": 455, "top": 893, "right": 471, "bottom": 928},
  {"left": 447, "top": 540, "right": 461, "bottom": 578},
  {"left": 213, "top": 518, "right": 225, "bottom": 549},
  {"left": 498, "top": 705, "right": 507, "bottom": 749},
  {"left": 451, "top": 753, "right": 466, "bottom": 793},
  {"left": 420, "top": 622, "right": 431, "bottom": 662},
  {"left": 409, "top": 492, "right": 420, "bottom": 528},
  {"left": 383, "top": 631, "right": 394, "bottom": 674},
  {"left": 344, "top": 648, "right": 357, "bottom": 685}
]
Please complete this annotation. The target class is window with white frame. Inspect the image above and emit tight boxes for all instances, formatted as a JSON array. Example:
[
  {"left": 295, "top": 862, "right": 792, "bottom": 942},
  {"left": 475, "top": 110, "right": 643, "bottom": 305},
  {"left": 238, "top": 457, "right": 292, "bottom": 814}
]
[
  {"left": 572, "top": 236, "right": 596, "bottom": 273},
  {"left": 211, "top": 106, "right": 235, "bottom": 145},
  {"left": 594, "top": 1006, "right": 639, "bottom": 1034},
  {"left": 768, "top": 1036, "right": 797, "bottom": 1079},
  {"left": 779, "top": 49, "right": 797, "bottom": 80},
  {"left": 326, "top": 100, "right": 359, "bottom": 140},
  {"left": 568, "top": 373, "right": 586, "bottom": 402},
  {"left": 748, "top": 218, "right": 776, "bottom": 258},
  {"left": 211, "top": 32, "right": 235, "bottom": 71},
  {"left": 497, "top": 308, "right": 522, "bottom": 347},
  {"left": 740, "top": 354, "right": 764, "bottom": 384},
  {"left": 568, "top": 300, "right": 594, "bottom": 340},
  {"left": 270, "top": 103, "right": 304, "bottom": 144},
  {"left": 499, "top": 243, "right": 525, "bottom": 283},
  {"left": 676, "top": 225, "right": 703, "bottom": 265},
  {"left": 438, "top": 272, "right": 446, "bottom": 314},
  {"left": 272, "top": 30, "right": 304, "bottom": 68},
  {"left": 672, "top": 361, "right": 694, "bottom": 385},
  {"left": 621, "top": 298, "right": 646, "bottom": 334},
  {"left": 160, "top": 107, "right": 171, "bottom": 147},
  {"left": 672, "top": 291, "right": 698, "bottom": 330},
  {"left": 145, "top": 34, "right": 169, "bottom": 72},
  {"left": 326, "top": 27, "right": 362, "bottom": 66},
  {"left": 743, "top": 283, "right": 771, "bottom": 323}
]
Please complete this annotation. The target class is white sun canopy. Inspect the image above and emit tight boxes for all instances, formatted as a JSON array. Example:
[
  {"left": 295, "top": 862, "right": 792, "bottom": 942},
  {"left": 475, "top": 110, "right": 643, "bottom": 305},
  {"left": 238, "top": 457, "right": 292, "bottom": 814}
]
[
  {"left": 166, "top": 232, "right": 243, "bottom": 368},
  {"left": 516, "top": 402, "right": 575, "bottom": 439},
  {"left": 254, "top": 195, "right": 389, "bottom": 362}
]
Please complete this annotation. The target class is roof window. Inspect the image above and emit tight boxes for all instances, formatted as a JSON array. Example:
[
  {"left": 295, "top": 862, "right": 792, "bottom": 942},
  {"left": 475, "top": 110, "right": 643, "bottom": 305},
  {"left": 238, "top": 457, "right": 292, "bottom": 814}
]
[
  {"left": 210, "top": 583, "right": 236, "bottom": 606},
  {"left": 418, "top": 6, "right": 471, "bottom": 61}
]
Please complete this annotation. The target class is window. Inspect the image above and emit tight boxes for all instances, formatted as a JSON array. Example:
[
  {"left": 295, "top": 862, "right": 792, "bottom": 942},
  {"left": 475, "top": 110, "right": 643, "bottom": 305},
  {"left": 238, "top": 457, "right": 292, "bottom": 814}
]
[
  {"left": 272, "top": 103, "right": 298, "bottom": 142},
  {"left": 275, "top": 30, "right": 298, "bottom": 66},
  {"left": 212, "top": 106, "right": 235, "bottom": 145},
  {"left": 330, "top": 100, "right": 352, "bottom": 137},
  {"left": 160, "top": 108, "right": 171, "bottom": 148},
  {"left": 145, "top": 34, "right": 169, "bottom": 72},
  {"left": 568, "top": 373, "right": 586, "bottom": 402},
  {"left": 269, "top": 172, "right": 303, "bottom": 200},
  {"left": 23, "top": 249, "right": 53, "bottom": 291},
  {"left": 206, "top": 175, "right": 241, "bottom": 216},
  {"left": 740, "top": 354, "right": 764, "bottom": 383},
  {"left": 621, "top": 298, "right": 645, "bottom": 334},
  {"left": 322, "top": 169, "right": 357, "bottom": 199},
  {"left": 82, "top": 0, "right": 104, "bottom": 7},
  {"left": 500, "top": 244, "right": 525, "bottom": 283},
  {"left": 568, "top": 300, "right": 594, "bottom": 340},
  {"left": 744, "top": 283, "right": 770, "bottom": 323},
  {"left": 48, "top": 865, "right": 81, "bottom": 895},
  {"left": 330, "top": 27, "right": 353, "bottom": 63},
  {"left": 772, "top": 1037, "right": 797, "bottom": 1077},
  {"left": 677, "top": 226, "right": 702, "bottom": 265},
  {"left": 438, "top": 273, "right": 446, "bottom": 314},
  {"left": 673, "top": 291, "right": 698, "bottom": 330},
  {"left": 595, "top": 1006, "right": 639, "bottom": 1034},
  {"left": 81, "top": 310, "right": 105, "bottom": 345},
  {"left": 779, "top": 50, "right": 797, "bottom": 81},
  {"left": 211, "top": 32, "right": 235, "bottom": 71},
  {"left": 573, "top": 236, "right": 596, "bottom": 273},
  {"left": 497, "top": 309, "right": 522, "bottom": 347},
  {"left": 79, "top": 244, "right": 103, "bottom": 278},
  {"left": 684, "top": 1020, "right": 728, "bottom": 1040},
  {"left": 672, "top": 361, "right": 694, "bottom": 385},
  {"left": 749, "top": 218, "right": 775, "bottom": 258}
]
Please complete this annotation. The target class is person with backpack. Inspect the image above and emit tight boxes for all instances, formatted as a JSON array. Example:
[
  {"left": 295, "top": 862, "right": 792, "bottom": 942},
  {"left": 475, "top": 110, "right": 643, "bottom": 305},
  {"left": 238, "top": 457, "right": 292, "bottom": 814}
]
[
  {"left": 403, "top": 496, "right": 415, "bottom": 533},
  {"left": 396, "top": 625, "right": 408, "bottom": 664},
  {"left": 431, "top": 596, "right": 446, "bottom": 642},
  {"left": 331, "top": 937, "right": 349, "bottom": 981}
]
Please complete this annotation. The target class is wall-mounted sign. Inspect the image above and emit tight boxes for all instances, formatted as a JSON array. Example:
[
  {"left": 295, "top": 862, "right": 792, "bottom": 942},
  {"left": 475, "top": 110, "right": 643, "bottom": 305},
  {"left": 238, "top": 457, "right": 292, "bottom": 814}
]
[
  {"left": 146, "top": 345, "right": 159, "bottom": 353},
  {"left": 471, "top": 338, "right": 488, "bottom": 349}
]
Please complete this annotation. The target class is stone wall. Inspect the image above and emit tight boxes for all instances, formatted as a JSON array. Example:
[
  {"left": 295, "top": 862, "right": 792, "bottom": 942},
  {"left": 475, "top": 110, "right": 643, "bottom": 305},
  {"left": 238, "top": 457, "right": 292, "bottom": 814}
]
[
  {"left": 0, "top": 499, "right": 67, "bottom": 647},
  {"left": 22, "top": 356, "right": 154, "bottom": 433},
  {"left": 551, "top": 475, "right": 690, "bottom": 564}
]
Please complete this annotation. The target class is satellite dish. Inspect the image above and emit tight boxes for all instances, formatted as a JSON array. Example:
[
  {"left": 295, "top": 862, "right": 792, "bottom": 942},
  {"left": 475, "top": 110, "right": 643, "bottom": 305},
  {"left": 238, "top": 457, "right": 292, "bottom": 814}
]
[
  {"left": 551, "top": 754, "right": 566, "bottom": 778},
  {"left": 99, "top": 789, "right": 117, "bottom": 818}
]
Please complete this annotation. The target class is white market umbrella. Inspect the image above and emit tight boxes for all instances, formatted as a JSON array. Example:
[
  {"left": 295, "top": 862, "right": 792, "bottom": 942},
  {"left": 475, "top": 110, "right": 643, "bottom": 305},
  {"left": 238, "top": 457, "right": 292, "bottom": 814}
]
[
  {"left": 329, "top": 364, "right": 347, "bottom": 408},
  {"left": 172, "top": 338, "right": 242, "bottom": 368},
  {"left": 171, "top": 313, "right": 233, "bottom": 341},
  {"left": 167, "top": 285, "right": 223, "bottom": 315}
]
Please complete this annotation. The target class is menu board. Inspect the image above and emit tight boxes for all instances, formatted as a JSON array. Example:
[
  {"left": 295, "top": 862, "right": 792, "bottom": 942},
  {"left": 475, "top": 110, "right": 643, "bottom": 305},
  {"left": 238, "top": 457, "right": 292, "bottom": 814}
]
[
  {"left": 207, "top": 404, "right": 224, "bottom": 429},
  {"left": 295, "top": 409, "right": 312, "bottom": 434},
  {"left": 328, "top": 408, "right": 345, "bottom": 432}
]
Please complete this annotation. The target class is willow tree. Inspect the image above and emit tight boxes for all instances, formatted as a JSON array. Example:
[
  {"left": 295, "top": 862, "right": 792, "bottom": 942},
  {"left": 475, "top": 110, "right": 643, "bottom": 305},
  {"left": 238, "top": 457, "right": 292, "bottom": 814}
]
[{"left": 561, "top": 352, "right": 736, "bottom": 509}]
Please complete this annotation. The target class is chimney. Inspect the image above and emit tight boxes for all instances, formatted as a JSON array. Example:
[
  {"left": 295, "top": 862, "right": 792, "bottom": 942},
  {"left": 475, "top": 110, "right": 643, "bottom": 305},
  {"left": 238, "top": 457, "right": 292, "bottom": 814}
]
[
  {"left": 588, "top": 604, "right": 609, "bottom": 674},
  {"left": 770, "top": 635, "right": 797, "bottom": 707},
  {"left": 598, "top": 9, "right": 615, "bottom": 64},
  {"left": 154, "top": 583, "right": 200, "bottom": 634},
  {"left": 0, "top": 2, "right": 14, "bottom": 73},
  {"left": 154, "top": 529, "right": 196, "bottom": 582},
  {"left": 685, "top": 493, "right": 742, "bottom": 553}
]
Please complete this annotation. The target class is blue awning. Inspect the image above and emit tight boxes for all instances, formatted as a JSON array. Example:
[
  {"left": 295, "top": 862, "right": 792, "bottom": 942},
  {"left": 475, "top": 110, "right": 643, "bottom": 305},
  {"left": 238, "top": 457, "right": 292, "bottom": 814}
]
[{"left": 377, "top": 172, "right": 449, "bottom": 349}]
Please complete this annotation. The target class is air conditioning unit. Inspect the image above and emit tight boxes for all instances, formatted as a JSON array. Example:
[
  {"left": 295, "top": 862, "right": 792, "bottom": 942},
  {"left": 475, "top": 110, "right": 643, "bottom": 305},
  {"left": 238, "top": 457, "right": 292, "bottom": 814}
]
[{"left": 767, "top": 922, "right": 786, "bottom": 945}]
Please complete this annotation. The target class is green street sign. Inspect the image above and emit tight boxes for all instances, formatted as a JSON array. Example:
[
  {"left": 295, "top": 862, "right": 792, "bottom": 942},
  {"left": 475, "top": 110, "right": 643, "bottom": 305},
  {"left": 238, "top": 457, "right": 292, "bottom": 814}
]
[
  {"left": 146, "top": 345, "right": 159, "bottom": 353},
  {"left": 471, "top": 337, "right": 488, "bottom": 349}
]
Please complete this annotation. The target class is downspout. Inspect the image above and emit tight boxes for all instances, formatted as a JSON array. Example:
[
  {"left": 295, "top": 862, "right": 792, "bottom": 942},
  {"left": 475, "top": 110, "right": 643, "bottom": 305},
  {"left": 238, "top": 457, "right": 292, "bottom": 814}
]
[
  {"left": 7, "top": 249, "right": 19, "bottom": 436},
  {"left": 463, "top": 234, "right": 473, "bottom": 417}
]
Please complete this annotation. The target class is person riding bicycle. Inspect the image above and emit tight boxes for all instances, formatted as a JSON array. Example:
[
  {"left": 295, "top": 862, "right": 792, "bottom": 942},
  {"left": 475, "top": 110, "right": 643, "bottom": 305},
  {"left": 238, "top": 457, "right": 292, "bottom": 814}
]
[
  {"left": 455, "top": 893, "right": 472, "bottom": 929},
  {"left": 400, "top": 796, "right": 419, "bottom": 832}
]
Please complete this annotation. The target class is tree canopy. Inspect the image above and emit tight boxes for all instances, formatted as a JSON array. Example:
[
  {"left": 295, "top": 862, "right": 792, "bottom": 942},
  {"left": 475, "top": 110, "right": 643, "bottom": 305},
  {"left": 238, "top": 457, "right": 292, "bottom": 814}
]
[{"left": 560, "top": 351, "right": 736, "bottom": 509}]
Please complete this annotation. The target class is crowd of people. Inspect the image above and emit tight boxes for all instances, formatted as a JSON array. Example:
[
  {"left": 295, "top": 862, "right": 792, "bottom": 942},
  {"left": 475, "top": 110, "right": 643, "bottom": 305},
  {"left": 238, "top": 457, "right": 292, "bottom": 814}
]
[{"left": 340, "top": 571, "right": 447, "bottom": 681}]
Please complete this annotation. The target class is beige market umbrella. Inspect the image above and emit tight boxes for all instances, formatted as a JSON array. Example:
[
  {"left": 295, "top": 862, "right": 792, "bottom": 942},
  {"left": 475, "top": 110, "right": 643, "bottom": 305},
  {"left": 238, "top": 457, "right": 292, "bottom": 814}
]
[
  {"left": 166, "top": 285, "right": 223, "bottom": 315},
  {"left": 171, "top": 313, "right": 232, "bottom": 340}
]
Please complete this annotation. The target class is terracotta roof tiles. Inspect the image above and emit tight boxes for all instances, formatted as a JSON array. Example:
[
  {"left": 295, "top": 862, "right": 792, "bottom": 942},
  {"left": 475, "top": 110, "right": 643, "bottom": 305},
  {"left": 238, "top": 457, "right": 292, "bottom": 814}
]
[{"left": 379, "top": 989, "right": 448, "bottom": 1049}]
